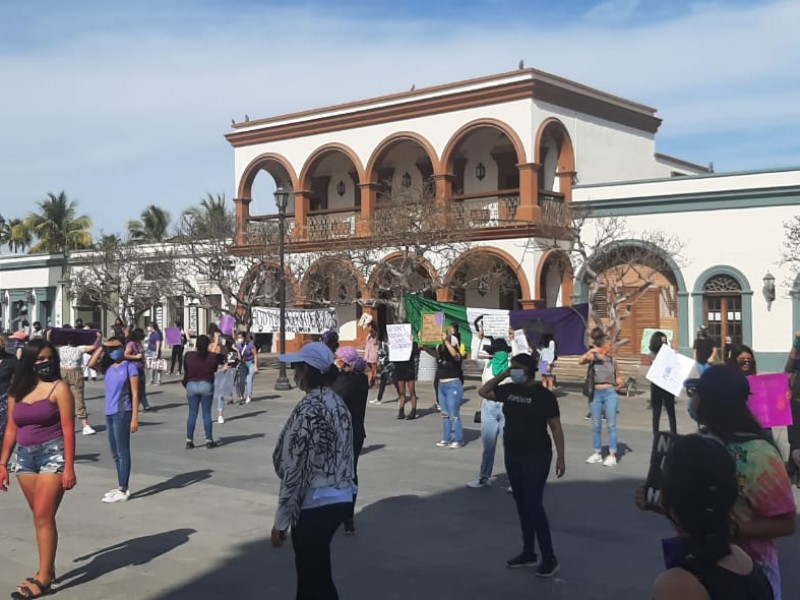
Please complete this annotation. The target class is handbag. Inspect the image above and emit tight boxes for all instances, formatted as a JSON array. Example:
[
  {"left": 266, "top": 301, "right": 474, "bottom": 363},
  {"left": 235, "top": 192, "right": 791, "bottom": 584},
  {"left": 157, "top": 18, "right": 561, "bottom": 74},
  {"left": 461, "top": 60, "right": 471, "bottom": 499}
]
[
  {"left": 473, "top": 410, "right": 481, "bottom": 424},
  {"left": 582, "top": 363, "right": 595, "bottom": 399}
]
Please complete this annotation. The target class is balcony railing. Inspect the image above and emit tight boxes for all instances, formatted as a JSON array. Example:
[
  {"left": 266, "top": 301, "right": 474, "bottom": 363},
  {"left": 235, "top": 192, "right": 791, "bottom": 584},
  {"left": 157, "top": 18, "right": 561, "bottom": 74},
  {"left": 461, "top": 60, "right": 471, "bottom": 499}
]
[
  {"left": 450, "top": 191, "right": 520, "bottom": 229},
  {"left": 307, "top": 207, "right": 357, "bottom": 241},
  {"left": 539, "top": 191, "right": 570, "bottom": 227},
  {"left": 247, "top": 214, "right": 295, "bottom": 239}
]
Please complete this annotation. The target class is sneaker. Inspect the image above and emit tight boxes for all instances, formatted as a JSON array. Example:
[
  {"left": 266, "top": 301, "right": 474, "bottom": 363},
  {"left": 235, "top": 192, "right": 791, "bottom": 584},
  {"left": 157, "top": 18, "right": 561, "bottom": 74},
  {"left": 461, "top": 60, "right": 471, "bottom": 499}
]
[
  {"left": 603, "top": 454, "right": 617, "bottom": 467},
  {"left": 245, "top": 396, "right": 252, "bottom": 404},
  {"left": 405, "top": 409, "right": 417, "bottom": 420},
  {"left": 185, "top": 441, "right": 195, "bottom": 449},
  {"left": 368, "top": 398, "right": 382, "bottom": 405},
  {"left": 536, "top": 557, "right": 560, "bottom": 578},
  {"left": 506, "top": 486, "right": 513, "bottom": 494},
  {"left": 397, "top": 408, "right": 406, "bottom": 420},
  {"left": 343, "top": 518, "right": 356, "bottom": 535},
  {"left": 449, "top": 442, "right": 464, "bottom": 449},
  {"left": 584, "top": 412, "right": 591, "bottom": 420},
  {"left": 506, "top": 553, "right": 540, "bottom": 568},
  {"left": 218, "top": 415, "right": 225, "bottom": 424},
  {"left": 435, "top": 440, "right": 449, "bottom": 448},
  {"left": 467, "top": 477, "right": 491, "bottom": 488},
  {"left": 101, "top": 489, "right": 130, "bottom": 503},
  {"left": 82, "top": 425, "right": 96, "bottom": 436},
  {"left": 104, "top": 488, "right": 120, "bottom": 497},
  {"left": 586, "top": 452, "right": 603, "bottom": 464},
  {"left": 433, "top": 403, "right": 441, "bottom": 412},
  {"left": 206, "top": 440, "right": 217, "bottom": 449}
]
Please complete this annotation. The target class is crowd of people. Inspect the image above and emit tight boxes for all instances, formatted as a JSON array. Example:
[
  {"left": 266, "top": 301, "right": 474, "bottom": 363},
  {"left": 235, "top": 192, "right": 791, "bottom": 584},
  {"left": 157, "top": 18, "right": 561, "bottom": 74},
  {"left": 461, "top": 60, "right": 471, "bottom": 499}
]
[{"left": 1, "top": 316, "right": 800, "bottom": 599}]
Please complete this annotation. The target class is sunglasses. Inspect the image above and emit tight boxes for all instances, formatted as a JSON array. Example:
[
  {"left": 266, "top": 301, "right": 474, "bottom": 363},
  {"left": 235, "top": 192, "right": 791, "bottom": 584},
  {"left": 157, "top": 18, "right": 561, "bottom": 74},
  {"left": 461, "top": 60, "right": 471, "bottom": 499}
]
[{"left": 737, "top": 358, "right": 753, "bottom": 364}]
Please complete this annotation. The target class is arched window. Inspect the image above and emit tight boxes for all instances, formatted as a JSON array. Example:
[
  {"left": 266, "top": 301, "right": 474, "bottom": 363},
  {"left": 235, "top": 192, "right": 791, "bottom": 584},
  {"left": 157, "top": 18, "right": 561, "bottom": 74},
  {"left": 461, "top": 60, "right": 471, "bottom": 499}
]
[{"left": 703, "top": 274, "right": 742, "bottom": 345}]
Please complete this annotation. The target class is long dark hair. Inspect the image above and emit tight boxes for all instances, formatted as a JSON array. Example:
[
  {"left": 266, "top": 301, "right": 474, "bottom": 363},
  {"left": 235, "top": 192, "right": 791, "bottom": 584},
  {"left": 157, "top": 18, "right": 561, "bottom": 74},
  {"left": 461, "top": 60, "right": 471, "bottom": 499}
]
[
  {"left": 8, "top": 339, "right": 61, "bottom": 401},
  {"left": 151, "top": 321, "right": 161, "bottom": 333},
  {"left": 195, "top": 335, "right": 210, "bottom": 360},
  {"left": 696, "top": 368, "right": 768, "bottom": 444},
  {"left": 131, "top": 328, "right": 145, "bottom": 343},
  {"left": 305, "top": 364, "right": 339, "bottom": 389},
  {"left": 728, "top": 344, "right": 757, "bottom": 375},
  {"left": 661, "top": 434, "right": 738, "bottom": 567},
  {"left": 648, "top": 331, "right": 667, "bottom": 355}
]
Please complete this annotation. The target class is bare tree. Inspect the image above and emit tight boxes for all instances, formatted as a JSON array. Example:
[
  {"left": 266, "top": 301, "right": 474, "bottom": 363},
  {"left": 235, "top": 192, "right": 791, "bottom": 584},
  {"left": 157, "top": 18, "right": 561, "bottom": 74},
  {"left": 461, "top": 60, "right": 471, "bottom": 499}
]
[{"left": 781, "top": 216, "right": 800, "bottom": 289}]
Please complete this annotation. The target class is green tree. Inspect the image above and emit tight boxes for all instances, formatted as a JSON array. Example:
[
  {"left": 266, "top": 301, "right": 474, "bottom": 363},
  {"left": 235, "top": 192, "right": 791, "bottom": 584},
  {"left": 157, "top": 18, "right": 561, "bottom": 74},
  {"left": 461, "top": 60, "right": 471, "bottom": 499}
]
[
  {"left": 181, "top": 193, "right": 234, "bottom": 238},
  {"left": 25, "top": 191, "right": 92, "bottom": 254},
  {"left": 127, "top": 205, "right": 172, "bottom": 243},
  {"left": 0, "top": 217, "right": 32, "bottom": 253}
]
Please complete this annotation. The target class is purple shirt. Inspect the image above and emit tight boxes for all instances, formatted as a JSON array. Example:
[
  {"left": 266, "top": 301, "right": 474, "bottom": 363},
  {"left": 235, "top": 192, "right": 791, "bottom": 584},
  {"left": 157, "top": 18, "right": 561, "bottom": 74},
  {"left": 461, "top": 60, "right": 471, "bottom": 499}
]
[
  {"left": 104, "top": 361, "right": 139, "bottom": 415},
  {"left": 126, "top": 341, "right": 144, "bottom": 369},
  {"left": 147, "top": 331, "right": 163, "bottom": 353},
  {"left": 14, "top": 399, "right": 62, "bottom": 446}
]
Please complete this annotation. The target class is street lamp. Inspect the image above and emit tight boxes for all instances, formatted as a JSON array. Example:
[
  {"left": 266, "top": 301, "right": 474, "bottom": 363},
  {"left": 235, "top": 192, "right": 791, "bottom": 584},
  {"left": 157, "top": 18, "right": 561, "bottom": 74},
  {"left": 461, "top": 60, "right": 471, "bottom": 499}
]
[{"left": 274, "top": 187, "right": 292, "bottom": 391}]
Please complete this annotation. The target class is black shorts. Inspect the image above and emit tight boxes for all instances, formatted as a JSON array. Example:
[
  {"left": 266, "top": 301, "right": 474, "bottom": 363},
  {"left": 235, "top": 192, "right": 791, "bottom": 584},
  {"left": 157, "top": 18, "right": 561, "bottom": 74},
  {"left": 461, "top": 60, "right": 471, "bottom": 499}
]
[{"left": 394, "top": 361, "right": 416, "bottom": 382}]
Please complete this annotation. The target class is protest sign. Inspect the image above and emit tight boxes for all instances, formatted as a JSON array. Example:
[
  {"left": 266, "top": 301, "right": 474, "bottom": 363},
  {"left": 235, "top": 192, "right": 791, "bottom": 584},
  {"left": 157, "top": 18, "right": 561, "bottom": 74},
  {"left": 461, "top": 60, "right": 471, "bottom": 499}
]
[
  {"left": 512, "top": 329, "right": 530, "bottom": 353},
  {"left": 747, "top": 373, "right": 793, "bottom": 428},
  {"left": 646, "top": 345, "right": 695, "bottom": 397},
  {"left": 219, "top": 315, "right": 236, "bottom": 336},
  {"left": 165, "top": 327, "right": 182, "bottom": 346},
  {"left": 419, "top": 312, "right": 444, "bottom": 345},
  {"left": 482, "top": 313, "right": 510, "bottom": 339},
  {"left": 645, "top": 431, "right": 675, "bottom": 509},
  {"left": 387, "top": 324, "right": 413, "bottom": 362},
  {"left": 251, "top": 307, "right": 338, "bottom": 334}
]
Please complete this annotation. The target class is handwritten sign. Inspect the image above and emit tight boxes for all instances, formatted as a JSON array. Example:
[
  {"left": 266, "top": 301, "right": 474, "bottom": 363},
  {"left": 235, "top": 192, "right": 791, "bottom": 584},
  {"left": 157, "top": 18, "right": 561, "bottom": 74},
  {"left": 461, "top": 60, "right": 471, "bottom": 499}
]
[
  {"left": 482, "top": 314, "right": 510, "bottom": 339},
  {"left": 747, "top": 373, "right": 793, "bottom": 428},
  {"left": 512, "top": 329, "right": 530, "bottom": 354},
  {"left": 386, "top": 324, "right": 413, "bottom": 362},
  {"left": 251, "top": 307, "right": 338, "bottom": 334},
  {"left": 420, "top": 312, "right": 444, "bottom": 345},
  {"left": 645, "top": 431, "right": 675, "bottom": 508},
  {"left": 165, "top": 327, "right": 182, "bottom": 346},
  {"left": 646, "top": 345, "right": 695, "bottom": 397}
]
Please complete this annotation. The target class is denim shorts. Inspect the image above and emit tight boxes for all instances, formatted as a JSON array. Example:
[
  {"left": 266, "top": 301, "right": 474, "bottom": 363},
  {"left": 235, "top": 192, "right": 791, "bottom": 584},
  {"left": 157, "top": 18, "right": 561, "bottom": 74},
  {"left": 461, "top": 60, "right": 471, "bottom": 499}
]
[{"left": 11, "top": 436, "right": 65, "bottom": 475}]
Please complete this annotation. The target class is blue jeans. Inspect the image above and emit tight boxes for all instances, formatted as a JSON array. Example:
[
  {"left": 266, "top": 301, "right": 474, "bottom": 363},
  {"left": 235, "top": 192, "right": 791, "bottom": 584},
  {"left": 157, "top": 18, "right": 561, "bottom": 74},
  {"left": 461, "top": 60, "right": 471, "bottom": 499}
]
[
  {"left": 696, "top": 361, "right": 710, "bottom": 376},
  {"left": 505, "top": 452, "right": 555, "bottom": 560},
  {"left": 186, "top": 381, "right": 214, "bottom": 442},
  {"left": 438, "top": 379, "right": 463, "bottom": 444},
  {"left": 107, "top": 411, "right": 132, "bottom": 491},
  {"left": 136, "top": 366, "right": 149, "bottom": 409},
  {"left": 591, "top": 387, "right": 618, "bottom": 453},
  {"left": 244, "top": 361, "right": 255, "bottom": 398},
  {"left": 480, "top": 399, "right": 505, "bottom": 479}
]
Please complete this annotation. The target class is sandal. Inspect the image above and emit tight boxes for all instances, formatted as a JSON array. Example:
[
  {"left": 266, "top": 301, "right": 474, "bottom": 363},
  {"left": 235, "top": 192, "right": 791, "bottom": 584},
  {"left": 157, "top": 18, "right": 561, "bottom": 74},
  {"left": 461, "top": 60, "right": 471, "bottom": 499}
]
[{"left": 11, "top": 578, "right": 51, "bottom": 599}]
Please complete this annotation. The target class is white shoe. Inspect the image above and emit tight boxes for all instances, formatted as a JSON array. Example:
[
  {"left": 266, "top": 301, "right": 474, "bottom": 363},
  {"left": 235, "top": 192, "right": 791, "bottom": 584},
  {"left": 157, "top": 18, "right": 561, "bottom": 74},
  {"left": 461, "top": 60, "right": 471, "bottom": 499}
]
[
  {"left": 102, "top": 489, "right": 130, "bottom": 503},
  {"left": 603, "top": 455, "right": 617, "bottom": 467},
  {"left": 245, "top": 397, "right": 252, "bottom": 404},
  {"left": 104, "top": 488, "right": 120, "bottom": 497},
  {"left": 435, "top": 440, "right": 449, "bottom": 448},
  {"left": 467, "top": 477, "right": 491, "bottom": 488},
  {"left": 586, "top": 452, "right": 603, "bottom": 464},
  {"left": 82, "top": 425, "right": 97, "bottom": 435},
  {"left": 449, "top": 442, "right": 464, "bottom": 449},
  {"left": 218, "top": 415, "right": 225, "bottom": 424},
  {"left": 506, "top": 486, "right": 513, "bottom": 494},
  {"left": 368, "top": 398, "right": 382, "bottom": 405}
]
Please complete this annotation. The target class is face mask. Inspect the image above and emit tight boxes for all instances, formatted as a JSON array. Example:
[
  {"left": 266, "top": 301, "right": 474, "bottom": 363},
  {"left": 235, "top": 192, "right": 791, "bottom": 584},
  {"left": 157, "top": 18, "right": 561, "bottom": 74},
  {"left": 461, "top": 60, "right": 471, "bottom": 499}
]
[
  {"left": 109, "top": 348, "right": 125, "bottom": 362},
  {"left": 34, "top": 360, "right": 58, "bottom": 382},
  {"left": 509, "top": 369, "right": 527, "bottom": 384},
  {"left": 687, "top": 400, "right": 699, "bottom": 422}
]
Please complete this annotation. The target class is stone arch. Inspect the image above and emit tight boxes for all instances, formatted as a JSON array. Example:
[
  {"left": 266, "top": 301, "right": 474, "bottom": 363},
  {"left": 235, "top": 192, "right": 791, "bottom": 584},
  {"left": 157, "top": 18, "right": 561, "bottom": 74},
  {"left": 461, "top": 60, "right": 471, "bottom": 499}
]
[
  {"left": 237, "top": 152, "right": 298, "bottom": 199},
  {"left": 692, "top": 265, "right": 753, "bottom": 348},
  {"left": 445, "top": 247, "right": 531, "bottom": 309},
  {"left": 240, "top": 259, "right": 301, "bottom": 306},
  {"left": 534, "top": 117, "right": 576, "bottom": 200},
  {"left": 440, "top": 118, "right": 527, "bottom": 173},
  {"left": 535, "top": 249, "right": 574, "bottom": 307},
  {"left": 367, "top": 252, "right": 441, "bottom": 297},
  {"left": 301, "top": 256, "right": 367, "bottom": 343},
  {"left": 298, "top": 142, "right": 366, "bottom": 191},
  {"left": 301, "top": 256, "right": 369, "bottom": 303},
  {"left": 365, "top": 131, "right": 441, "bottom": 184}
]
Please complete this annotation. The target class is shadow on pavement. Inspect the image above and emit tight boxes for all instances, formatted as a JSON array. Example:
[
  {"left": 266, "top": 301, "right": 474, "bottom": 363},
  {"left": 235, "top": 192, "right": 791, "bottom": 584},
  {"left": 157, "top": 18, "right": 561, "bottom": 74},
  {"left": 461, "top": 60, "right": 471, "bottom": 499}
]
[
  {"left": 218, "top": 433, "right": 266, "bottom": 446},
  {"left": 74, "top": 453, "right": 101, "bottom": 463},
  {"left": 145, "top": 402, "right": 186, "bottom": 411},
  {"left": 359, "top": 444, "right": 386, "bottom": 456},
  {"left": 224, "top": 410, "right": 268, "bottom": 422},
  {"left": 130, "top": 469, "right": 213, "bottom": 499},
  {"left": 57, "top": 528, "right": 196, "bottom": 591}
]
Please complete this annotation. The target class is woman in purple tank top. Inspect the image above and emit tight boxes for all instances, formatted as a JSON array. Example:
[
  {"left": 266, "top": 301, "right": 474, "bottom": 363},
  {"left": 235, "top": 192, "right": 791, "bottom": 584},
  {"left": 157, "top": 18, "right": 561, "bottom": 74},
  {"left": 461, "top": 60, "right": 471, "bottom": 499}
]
[{"left": 0, "top": 339, "right": 76, "bottom": 599}]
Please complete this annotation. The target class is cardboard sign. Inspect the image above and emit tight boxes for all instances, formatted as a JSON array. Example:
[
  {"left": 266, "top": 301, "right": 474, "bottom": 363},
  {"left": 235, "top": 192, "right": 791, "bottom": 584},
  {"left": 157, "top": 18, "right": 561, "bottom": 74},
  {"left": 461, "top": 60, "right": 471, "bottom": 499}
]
[
  {"left": 747, "top": 373, "right": 793, "bottom": 428},
  {"left": 165, "top": 327, "right": 182, "bottom": 346},
  {"left": 645, "top": 431, "right": 675, "bottom": 509},
  {"left": 419, "top": 312, "right": 444, "bottom": 345},
  {"left": 482, "top": 313, "right": 510, "bottom": 339},
  {"left": 386, "top": 324, "right": 413, "bottom": 362},
  {"left": 646, "top": 345, "right": 695, "bottom": 397}
]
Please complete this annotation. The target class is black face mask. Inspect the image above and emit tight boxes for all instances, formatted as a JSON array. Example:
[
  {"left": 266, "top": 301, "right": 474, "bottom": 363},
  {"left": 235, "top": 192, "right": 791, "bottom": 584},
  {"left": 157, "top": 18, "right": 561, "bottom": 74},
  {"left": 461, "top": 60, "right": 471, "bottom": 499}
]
[{"left": 34, "top": 360, "right": 58, "bottom": 382}]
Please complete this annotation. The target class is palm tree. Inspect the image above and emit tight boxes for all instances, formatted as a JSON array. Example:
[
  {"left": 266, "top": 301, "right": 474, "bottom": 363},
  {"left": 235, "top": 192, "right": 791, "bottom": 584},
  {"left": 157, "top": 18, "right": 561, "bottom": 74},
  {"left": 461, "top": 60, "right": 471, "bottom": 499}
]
[
  {"left": 25, "top": 191, "right": 93, "bottom": 254},
  {"left": 0, "top": 217, "right": 32, "bottom": 253},
  {"left": 128, "top": 205, "right": 172, "bottom": 243},
  {"left": 182, "top": 193, "right": 234, "bottom": 238}
]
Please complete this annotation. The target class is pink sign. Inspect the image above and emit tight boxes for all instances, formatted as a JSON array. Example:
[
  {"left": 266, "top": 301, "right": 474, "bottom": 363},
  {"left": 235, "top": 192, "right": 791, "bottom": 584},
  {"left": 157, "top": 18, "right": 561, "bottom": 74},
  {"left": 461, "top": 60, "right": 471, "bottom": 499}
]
[
  {"left": 219, "top": 315, "right": 236, "bottom": 336},
  {"left": 747, "top": 373, "right": 793, "bottom": 428},
  {"left": 165, "top": 327, "right": 182, "bottom": 346}
]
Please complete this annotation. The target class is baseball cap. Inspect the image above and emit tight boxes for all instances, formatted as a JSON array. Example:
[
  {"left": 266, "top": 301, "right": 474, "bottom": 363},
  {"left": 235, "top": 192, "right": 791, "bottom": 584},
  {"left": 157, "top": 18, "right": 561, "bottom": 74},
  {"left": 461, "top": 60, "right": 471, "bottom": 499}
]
[
  {"left": 280, "top": 342, "right": 335, "bottom": 373},
  {"left": 684, "top": 364, "right": 750, "bottom": 403},
  {"left": 510, "top": 352, "right": 537, "bottom": 371},
  {"left": 336, "top": 345, "right": 360, "bottom": 367}
]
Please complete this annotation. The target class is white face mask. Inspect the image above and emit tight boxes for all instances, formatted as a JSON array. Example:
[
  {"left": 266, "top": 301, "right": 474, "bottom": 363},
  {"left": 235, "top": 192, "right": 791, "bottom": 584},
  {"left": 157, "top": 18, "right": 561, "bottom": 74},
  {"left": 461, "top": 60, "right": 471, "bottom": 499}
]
[{"left": 509, "top": 369, "right": 527, "bottom": 383}]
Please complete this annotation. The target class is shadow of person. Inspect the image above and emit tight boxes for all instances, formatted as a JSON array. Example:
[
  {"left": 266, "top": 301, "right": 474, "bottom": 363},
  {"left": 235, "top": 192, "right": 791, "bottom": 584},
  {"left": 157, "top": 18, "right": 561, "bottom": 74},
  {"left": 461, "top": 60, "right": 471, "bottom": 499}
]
[
  {"left": 130, "top": 469, "right": 213, "bottom": 499},
  {"left": 57, "top": 528, "right": 196, "bottom": 591}
]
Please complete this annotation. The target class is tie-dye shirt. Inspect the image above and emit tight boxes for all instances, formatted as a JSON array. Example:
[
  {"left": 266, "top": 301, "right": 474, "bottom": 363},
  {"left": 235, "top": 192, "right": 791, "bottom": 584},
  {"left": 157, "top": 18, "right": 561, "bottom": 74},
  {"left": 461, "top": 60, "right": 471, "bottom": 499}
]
[{"left": 727, "top": 436, "right": 795, "bottom": 600}]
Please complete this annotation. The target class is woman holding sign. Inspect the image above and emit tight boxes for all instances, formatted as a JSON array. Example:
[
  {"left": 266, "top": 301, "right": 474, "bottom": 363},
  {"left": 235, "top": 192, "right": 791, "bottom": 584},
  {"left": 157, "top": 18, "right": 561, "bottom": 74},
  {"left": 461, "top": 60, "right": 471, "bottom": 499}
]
[{"left": 648, "top": 331, "right": 677, "bottom": 436}]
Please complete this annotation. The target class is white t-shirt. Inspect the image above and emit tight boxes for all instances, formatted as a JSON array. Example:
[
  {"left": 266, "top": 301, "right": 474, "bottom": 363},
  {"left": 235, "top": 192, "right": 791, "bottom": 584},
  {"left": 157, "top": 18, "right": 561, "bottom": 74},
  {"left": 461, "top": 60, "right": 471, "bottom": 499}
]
[{"left": 59, "top": 345, "right": 85, "bottom": 369}]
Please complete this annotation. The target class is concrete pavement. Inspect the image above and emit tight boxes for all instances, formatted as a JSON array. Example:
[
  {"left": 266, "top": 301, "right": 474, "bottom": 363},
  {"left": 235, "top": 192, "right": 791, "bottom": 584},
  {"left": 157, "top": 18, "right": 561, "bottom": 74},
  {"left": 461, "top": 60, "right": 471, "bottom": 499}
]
[{"left": 0, "top": 363, "right": 798, "bottom": 599}]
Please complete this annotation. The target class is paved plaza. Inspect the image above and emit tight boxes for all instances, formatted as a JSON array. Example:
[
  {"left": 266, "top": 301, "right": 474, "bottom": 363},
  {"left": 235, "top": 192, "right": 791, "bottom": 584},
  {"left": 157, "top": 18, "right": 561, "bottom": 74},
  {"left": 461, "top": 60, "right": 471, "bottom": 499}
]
[{"left": 1, "top": 365, "right": 798, "bottom": 599}]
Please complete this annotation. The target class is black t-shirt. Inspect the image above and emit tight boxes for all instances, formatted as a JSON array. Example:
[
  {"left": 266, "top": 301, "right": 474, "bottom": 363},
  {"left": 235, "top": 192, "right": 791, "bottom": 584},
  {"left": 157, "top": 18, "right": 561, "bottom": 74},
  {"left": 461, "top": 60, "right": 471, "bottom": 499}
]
[
  {"left": 495, "top": 383, "right": 560, "bottom": 456},
  {"left": 332, "top": 371, "right": 369, "bottom": 444},
  {"left": 693, "top": 337, "right": 715, "bottom": 363}
]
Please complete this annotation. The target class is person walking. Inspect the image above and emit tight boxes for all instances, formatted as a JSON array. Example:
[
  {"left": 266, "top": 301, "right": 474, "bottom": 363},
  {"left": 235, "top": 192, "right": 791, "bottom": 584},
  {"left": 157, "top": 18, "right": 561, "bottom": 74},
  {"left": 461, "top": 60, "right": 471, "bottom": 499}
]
[
  {"left": 648, "top": 331, "right": 677, "bottom": 435},
  {"left": 57, "top": 332, "right": 97, "bottom": 436},
  {"left": 214, "top": 339, "right": 239, "bottom": 423},
  {"left": 88, "top": 339, "right": 140, "bottom": 503},
  {"left": 169, "top": 323, "right": 187, "bottom": 375},
  {"left": 478, "top": 352, "right": 565, "bottom": 578},
  {"left": 368, "top": 337, "right": 400, "bottom": 405},
  {"left": 363, "top": 321, "right": 379, "bottom": 388},
  {"left": 468, "top": 337, "right": 511, "bottom": 488},
  {"left": 146, "top": 322, "right": 164, "bottom": 386},
  {"left": 182, "top": 335, "right": 219, "bottom": 449},
  {"left": 124, "top": 328, "right": 150, "bottom": 411},
  {"left": 645, "top": 434, "right": 774, "bottom": 600},
  {"left": 394, "top": 336, "right": 419, "bottom": 421},
  {"left": 332, "top": 345, "right": 369, "bottom": 535},
  {"left": 234, "top": 332, "right": 258, "bottom": 404},
  {"left": 435, "top": 326, "right": 464, "bottom": 448},
  {"left": 580, "top": 335, "right": 624, "bottom": 467},
  {"left": 271, "top": 342, "right": 355, "bottom": 600},
  {"left": 0, "top": 340, "right": 76, "bottom": 599}
]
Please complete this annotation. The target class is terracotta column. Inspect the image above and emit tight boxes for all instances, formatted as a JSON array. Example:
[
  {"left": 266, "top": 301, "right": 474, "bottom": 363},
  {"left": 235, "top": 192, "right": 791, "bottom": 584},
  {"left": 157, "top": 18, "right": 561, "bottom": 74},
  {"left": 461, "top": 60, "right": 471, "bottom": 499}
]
[
  {"left": 557, "top": 170, "right": 575, "bottom": 202},
  {"left": 432, "top": 173, "right": 453, "bottom": 229},
  {"left": 234, "top": 197, "right": 252, "bottom": 246},
  {"left": 293, "top": 191, "right": 311, "bottom": 241},
  {"left": 516, "top": 163, "right": 542, "bottom": 222},
  {"left": 358, "top": 182, "right": 378, "bottom": 236},
  {"left": 436, "top": 287, "right": 454, "bottom": 302}
]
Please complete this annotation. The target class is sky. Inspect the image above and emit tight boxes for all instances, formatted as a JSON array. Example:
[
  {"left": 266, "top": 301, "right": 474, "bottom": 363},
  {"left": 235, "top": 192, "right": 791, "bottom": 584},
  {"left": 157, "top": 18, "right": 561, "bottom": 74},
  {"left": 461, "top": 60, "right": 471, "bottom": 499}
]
[{"left": 1, "top": 0, "right": 799, "bottom": 236}]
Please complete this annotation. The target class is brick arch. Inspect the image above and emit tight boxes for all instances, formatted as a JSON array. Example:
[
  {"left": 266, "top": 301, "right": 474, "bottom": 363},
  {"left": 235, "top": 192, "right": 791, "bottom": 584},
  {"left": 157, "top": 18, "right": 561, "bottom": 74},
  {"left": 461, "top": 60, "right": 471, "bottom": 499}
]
[
  {"left": 237, "top": 152, "right": 298, "bottom": 199},
  {"left": 534, "top": 118, "right": 576, "bottom": 201},
  {"left": 535, "top": 249, "right": 574, "bottom": 306},
  {"left": 367, "top": 252, "right": 441, "bottom": 297},
  {"left": 444, "top": 247, "right": 531, "bottom": 300},
  {"left": 298, "top": 143, "right": 366, "bottom": 190},
  {"left": 240, "top": 259, "right": 301, "bottom": 304},
  {"left": 440, "top": 118, "right": 527, "bottom": 172},
  {"left": 364, "top": 131, "right": 441, "bottom": 183},
  {"left": 301, "top": 256, "right": 369, "bottom": 301}
]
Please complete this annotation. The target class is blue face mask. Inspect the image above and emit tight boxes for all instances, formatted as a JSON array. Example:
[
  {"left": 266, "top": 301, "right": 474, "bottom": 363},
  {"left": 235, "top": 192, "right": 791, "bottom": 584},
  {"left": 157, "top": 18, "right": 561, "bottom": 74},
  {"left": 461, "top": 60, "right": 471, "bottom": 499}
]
[
  {"left": 509, "top": 368, "right": 527, "bottom": 384},
  {"left": 109, "top": 348, "right": 125, "bottom": 362}
]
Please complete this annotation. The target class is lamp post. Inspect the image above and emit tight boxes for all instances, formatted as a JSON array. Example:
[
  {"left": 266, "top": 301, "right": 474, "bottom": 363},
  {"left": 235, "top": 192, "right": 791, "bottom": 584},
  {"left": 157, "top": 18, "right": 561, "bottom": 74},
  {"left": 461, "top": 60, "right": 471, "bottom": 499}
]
[{"left": 274, "top": 187, "right": 292, "bottom": 391}]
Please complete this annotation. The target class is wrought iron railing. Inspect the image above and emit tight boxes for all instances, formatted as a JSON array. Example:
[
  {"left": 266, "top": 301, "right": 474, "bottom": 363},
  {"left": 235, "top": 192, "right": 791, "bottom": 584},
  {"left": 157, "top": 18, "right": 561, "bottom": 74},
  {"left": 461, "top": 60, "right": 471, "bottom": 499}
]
[
  {"left": 539, "top": 191, "right": 570, "bottom": 227},
  {"left": 307, "top": 208, "right": 357, "bottom": 241},
  {"left": 246, "top": 215, "right": 294, "bottom": 241},
  {"left": 449, "top": 191, "right": 520, "bottom": 229}
]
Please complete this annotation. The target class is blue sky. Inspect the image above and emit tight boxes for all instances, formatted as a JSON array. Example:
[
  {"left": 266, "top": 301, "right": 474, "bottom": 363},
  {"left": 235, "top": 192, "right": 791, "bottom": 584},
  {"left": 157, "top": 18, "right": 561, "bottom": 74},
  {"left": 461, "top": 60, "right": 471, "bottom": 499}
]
[{"left": 1, "top": 0, "right": 798, "bottom": 235}]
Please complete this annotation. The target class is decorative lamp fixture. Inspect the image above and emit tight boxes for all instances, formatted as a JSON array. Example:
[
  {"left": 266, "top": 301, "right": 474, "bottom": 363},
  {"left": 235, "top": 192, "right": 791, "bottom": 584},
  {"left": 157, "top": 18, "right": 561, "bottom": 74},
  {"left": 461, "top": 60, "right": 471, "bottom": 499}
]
[
  {"left": 475, "top": 162, "right": 486, "bottom": 181},
  {"left": 274, "top": 187, "right": 290, "bottom": 212},
  {"left": 762, "top": 272, "right": 776, "bottom": 310},
  {"left": 336, "top": 180, "right": 346, "bottom": 196},
  {"left": 401, "top": 172, "right": 412, "bottom": 188}
]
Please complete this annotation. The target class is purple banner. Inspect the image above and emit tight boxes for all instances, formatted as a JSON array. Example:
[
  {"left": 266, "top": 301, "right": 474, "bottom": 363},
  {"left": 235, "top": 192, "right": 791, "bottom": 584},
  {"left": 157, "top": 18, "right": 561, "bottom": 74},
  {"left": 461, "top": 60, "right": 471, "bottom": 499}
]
[
  {"left": 165, "top": 327, "right": 182, "bottom": 346},
  {"left": 510, "top": 304, "right": 589, "bottom": 356},
  {"left": 48, "top": 327, "right": 101, "bottom": 346}
]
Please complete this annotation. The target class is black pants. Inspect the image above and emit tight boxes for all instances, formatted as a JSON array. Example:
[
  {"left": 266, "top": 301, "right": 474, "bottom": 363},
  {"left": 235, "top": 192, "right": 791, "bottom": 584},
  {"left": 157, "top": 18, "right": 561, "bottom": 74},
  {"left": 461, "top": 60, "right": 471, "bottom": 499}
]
[
  {"left": 348, "top": 438, "right": 364, "bottom": 521},
  {"left": 170, "top": 345, "right": 184, "bottom": 374},
  {"left": 651, "top": 383, "right": 676, "bottom": 435},
  {"left": 505, "top": 452, "right": 555, "bottom": 560},
  {"left": 376, "top": 370, "right": 399, "bottom": 401},
  {"left": 292, "top": 503, "right": 349, "bottom": 600}
]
